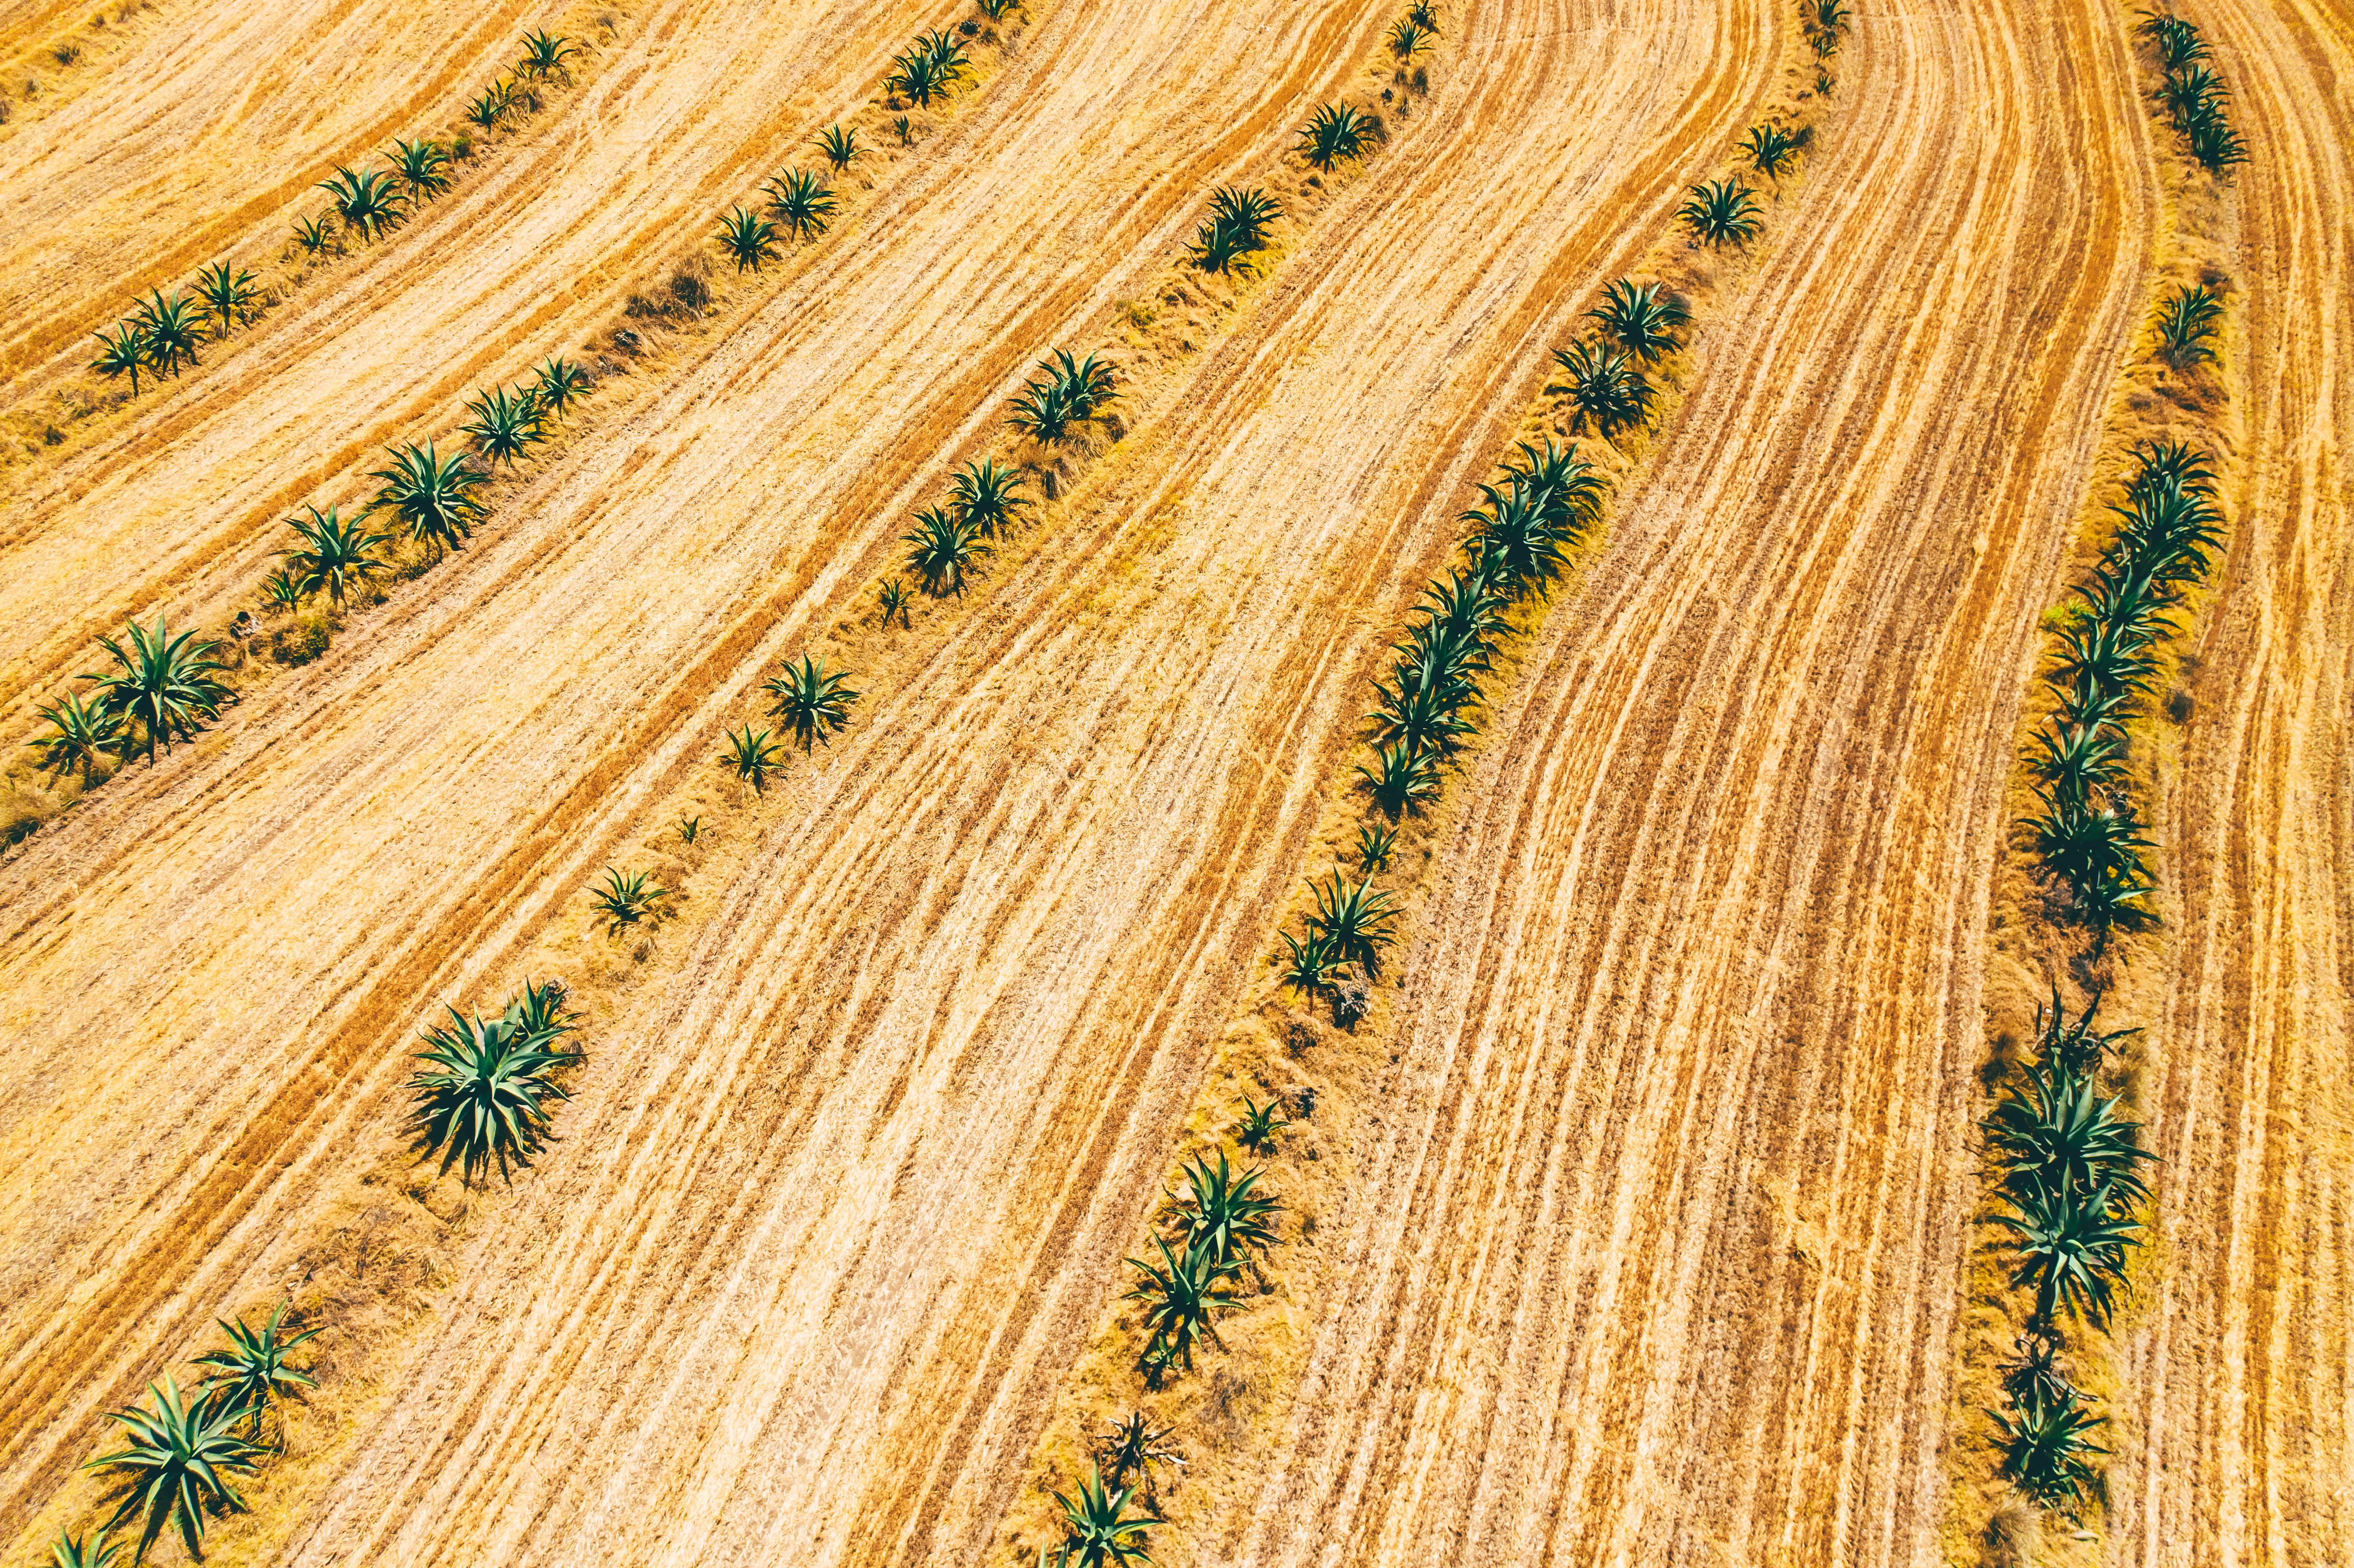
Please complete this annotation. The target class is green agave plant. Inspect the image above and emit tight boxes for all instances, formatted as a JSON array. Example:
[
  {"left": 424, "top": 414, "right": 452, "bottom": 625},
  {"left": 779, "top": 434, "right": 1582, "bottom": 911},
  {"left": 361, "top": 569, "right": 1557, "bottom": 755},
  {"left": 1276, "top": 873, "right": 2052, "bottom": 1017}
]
[
  {"left": 591, "top": 867, "right": 668, "bottom": 934},
  {"left": 1551, "top": 339, "right": 1654, "bottom": 438},
  {"left": 1355, "top": 737, "right": 1444, "bottom": 818},
  {"left": 384, "top": 136, "right": 453, "bottom": 203},
  {"left": 81, "top": 616, "right": 234, "bottom": 767},
  {"left": 716, "top": 204, "right": 781, "bottom": 273},
  {"left": 2183, "top": 103, "right": 2247, "bottom": 172},
  {"left": 2137, "top": 9, "right": 2207, "bottom": 70},
  {"left": 130, "top": 289, "right": 206, "bottom": 378},
  {"left": 1355, "top": 820, "right": 1397, "bottom": 873},
  {"left": 46, "top": 1525, "right": 122, "bottom": 1568},
  {"left": 318, "top": 163, "right": 406, "bottom": 242},
  {"left": 1676, "top": 177, "right": 1765, "bottom": 248},
  {"left": 878, "top": 577, "right": 912, "bottom": 626},
  {"left": 518, "top": 27, "right": 581, "bottom": 81},
  {"left": 764, "top": 654, "right": 859, "bottom": 751},
  {"left": 1984, "top": 1059, "right": 2155, "bottom": 1210},
  {"left": 193, "top": 1299, "right": 320, "bottom": 1437},
  {"left": 903, "top": 505, "right": 992, "bottom": 596},
  {"left": 1093, "top": 1409, "right": 1183, "bottom": 1497},
  {"left": 2028, "top": 985, "right": 2139, "bottom": 1082},
  {"left": 1123, "top": 1233, "right": 1241, "bottom": 1384},
  {"left": 1585, "top": 278, "right": 1690, "bottom": 365},
  {"left": 1386, "top": 16, "right": 1432, "bottom": 59},
  {"left": 1368, "top": 674, "right": 1473, "bottom": 759},
  {"left": 721, "top": 722, "right": 785, "bottom": 791},
  {"left": 191, "top": 260, "right": 259, "bottom": 337},
  {"left": 763, "top": 168, "right": 838, "bottom": 242},
  {"left": 1993, "top": 1175, "right": 2141, "bottom": 1327},
  {"left": 280, "top": 504, "right": 391, "bottom": 604},
  {"left": 1741, "top": 121, "right": 1803, "bottom": 180},
  {"left": 1993, "top": 1384, "right": 2108, "bottom": 1508},
  {"left": 30, "top": 688, "right": 123, "bottom": 785},
  {"left": 369, "top": 439, "right": 489, "bottom": 555},
  {"left": 1297, "top": 101, "right": 1381, "bottom": 171},
  {"left": 1163, "top": 1149, "right": 1281, "bottom": 1275},
  {"left": 83, "top": 1375, "right": 265, "bottom": 1566},
  {"left": 889, "top": 28, "right": 969, "bottom": 106},
  {"left": 261, "top": 568, "right": 306, "bottom": 614},
  {"left": 1405, "top": 0, "right": 1442, "bottom": 28},
  {"left": 1049, "top": 1465, "right": 1160, "bottom": 1568},
  {"left": 814, "top": 124, "right": 858, "bottom": 172},
  {"left": 464, "top": 81, "right": 514, "bottom": 131},
  {"left": 1304, "top": 871, "right": 1401, "bottom": 974},
  {"left": 405, "top": 982, "right": 579, "bottom": 1185},
  {"left": 947, "top": 457, "right": 1029, "bottom": 536},
  {"left": 532, "top": 355, "right": 592, "bottom": 421},
  {"left": 461, "top": 383, "right": 547, "bottom": 469},
  {"left": 90, "top": 322, "right": 149, "bottom": 396},
  {"left": 292, "top": 212, "right": 338, "bottom": 257},
  {"left": 1009, "top": 349, "right": 1118, "bottom": 445},
  {"left": 1461, "top": 476, "right": 1572, "bottom": 591},
  {"left": 1276, "top": 929, "right": 1333, "bottom": 996},
  {"left": 1232, "top": 1092, "right": 1291, "bottom": 1155},
  {"left": 1189, "top": 186, "right": 1280, "bottom": 275}
]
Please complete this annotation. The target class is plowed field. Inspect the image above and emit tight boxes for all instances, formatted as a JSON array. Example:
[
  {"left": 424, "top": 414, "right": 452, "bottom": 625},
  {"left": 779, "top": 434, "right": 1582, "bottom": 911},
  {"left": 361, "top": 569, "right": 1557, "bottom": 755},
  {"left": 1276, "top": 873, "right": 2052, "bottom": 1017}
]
[{"left": 0, "top": 0, "right": 2342, "bottom": 1562}]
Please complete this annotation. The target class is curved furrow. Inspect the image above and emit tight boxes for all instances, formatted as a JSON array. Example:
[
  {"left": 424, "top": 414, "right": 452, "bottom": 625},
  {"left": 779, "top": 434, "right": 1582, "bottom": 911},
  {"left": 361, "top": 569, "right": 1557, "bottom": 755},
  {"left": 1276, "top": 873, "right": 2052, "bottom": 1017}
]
[
  {"left": 2110, "top": 0, "right": 2354, "bottom": 1560},
  {"left": 166, "top": 0, "right": 1779, "bottom": 1562},
  {"left": 1210, "top": 0, "right": 2160, "bottom": 1562},
  {"left": 0, "top": 0, "right": 1390, "bottom": 1546},
  {"left": 0, "top": 0, "right": 963, "bottom": 730},
  {"left": 0, "top": 0, "right": 545, "bottom": 388}
]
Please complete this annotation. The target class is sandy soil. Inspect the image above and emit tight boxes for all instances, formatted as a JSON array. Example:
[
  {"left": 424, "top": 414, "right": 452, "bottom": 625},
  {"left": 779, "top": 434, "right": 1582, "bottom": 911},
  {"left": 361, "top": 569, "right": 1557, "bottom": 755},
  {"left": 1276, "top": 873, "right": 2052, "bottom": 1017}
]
[{"left": 0, "top": 0, "right": 2343, "bottom": 1562}]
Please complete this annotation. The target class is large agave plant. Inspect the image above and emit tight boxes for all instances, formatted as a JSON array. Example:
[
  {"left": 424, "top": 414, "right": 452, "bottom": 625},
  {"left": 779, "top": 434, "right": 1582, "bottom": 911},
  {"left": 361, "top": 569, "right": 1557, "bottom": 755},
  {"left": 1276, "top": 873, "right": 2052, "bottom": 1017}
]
[
  {"left": 1740, "top": 121, "right": 1803, "bottom": 180},
  {"left": 318, "top": 164, "right": 406, "bottom": 242},
  {"left": 1993, "top": 1384, "right": 2108, "bottom": 1508},
  {"left": 1009, "top": 349, "right": 1118, "bottom": 444},
  {"left": 1984, "top": 1060, "right": 2155, "bottom": 1209},
  {"left": 1124, "top": 1234, "right": 1241, "bottom": 1384},
  {"left": 1676, "top": 177, "right": 1765, "bottom": 248},
  {"left": 461, "top": 383, "right": 547, "bottom": 469},
  {"left": 1355, "top": 737, "right": 1444, "bottom": 818},
  {"left": 1993, "top": 1175, "right": 2142, "bottom": 1327},
  {"left": 1461, "top": 476, "right": 1572, "bottom": 591},
  {"left": 80, "top": 616, "right": 234, "bottom": 767},
  {"left": 82, "top": 1375, "right": 265, "bottom": 1565},
  {"left": 716, "top": 205, "right": 781, "bottom": 273},
  {"left": 30, "top": 689, "right": 123, "bottom": 785},
  {"left": 1551, "top": 340, "right": 1654, "bottom": 438},
  {"left": 947, "top": 458, "right": 1028, "bottom": 536},
  {"left": 130, "top": 289, "right": 206, "bottom": 378},
  {"left": 192, "top": 260, "right": 259, "bottom": 337},
  {"left": 1050, "top": 1465, "right": 1161, "bottom": 1568},
  {"left": 1297, "top": 101, "right": 1381, "bottom": 171},
  {"left": 889, "top": 28, "right": 969, "bottom": 106},
  {"left": 1189, "top": 187, "right": 1280, "bottom": 275},
  {"left": 1585, "top": 278, "right": 1690, "bottom": 365},
  {"left": 368, "top": 439, "right": 489, "bottom": 554},
  {"left": 903, "top": 506, "right": 991, "bottom": 596},
  {"left": 763, "top": 654, "right": 859, "bottom": 751},
  {"left": 763, "top": 168, "right": 838, "bottom": 242},
  {"left": 1303, "top": 871, "right": 1401, "bottom": 974},
  {"left": 280, "top": 504, "right": 391, "bottom": 604},
  {"left": 384, "top": 136, "right": 453, "bottom": 203},
  {"left": 1163, "top": 1150, "right": 1281, "bottom": 1274},
  {"left": 405, "top": 983, "right": 579, "bottom": 1185}
]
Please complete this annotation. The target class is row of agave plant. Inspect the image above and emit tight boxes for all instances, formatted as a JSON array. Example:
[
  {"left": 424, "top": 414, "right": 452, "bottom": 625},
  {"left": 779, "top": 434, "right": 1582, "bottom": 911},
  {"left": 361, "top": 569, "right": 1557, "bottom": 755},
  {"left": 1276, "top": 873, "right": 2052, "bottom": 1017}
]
[
  {"left": 27, "top": 354, "right": 595, "bottom": 794},
  {"left": 86, "top": 30, "right": 585, "bottom": 403},
  {"left": 2136, "top": 7, "right": 2246, "bottom": 173},
  {"left": 44, "top": 976, "right": 581, "bottom": 1567}
]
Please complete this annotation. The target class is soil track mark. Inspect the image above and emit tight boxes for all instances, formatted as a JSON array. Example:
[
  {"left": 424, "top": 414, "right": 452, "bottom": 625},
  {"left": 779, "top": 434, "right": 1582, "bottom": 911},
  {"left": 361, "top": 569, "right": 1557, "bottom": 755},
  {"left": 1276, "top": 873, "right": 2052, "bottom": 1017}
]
[{"left": 2110, "top": 0, "right": 2354, "bottom": 1559}]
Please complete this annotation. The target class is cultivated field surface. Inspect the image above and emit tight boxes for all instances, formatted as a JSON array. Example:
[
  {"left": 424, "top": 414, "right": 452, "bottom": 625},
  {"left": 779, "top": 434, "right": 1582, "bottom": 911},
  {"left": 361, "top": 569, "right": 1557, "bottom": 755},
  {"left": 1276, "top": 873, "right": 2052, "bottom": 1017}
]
[{"left": 0, "top": 0, "right": 2343, "bottom": 1564}]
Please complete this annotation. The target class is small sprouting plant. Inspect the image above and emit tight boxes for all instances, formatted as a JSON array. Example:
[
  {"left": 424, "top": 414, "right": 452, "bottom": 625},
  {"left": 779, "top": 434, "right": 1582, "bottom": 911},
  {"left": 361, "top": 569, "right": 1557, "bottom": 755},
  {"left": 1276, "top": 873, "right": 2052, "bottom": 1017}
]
[
  {"left": 1276, "top": 929, "right": 1333, "bottom": 996},
  {"left": 532, "top": 355, "right": 592, "bottom": 420},
  {"left": 292, "top": 212, "right": 338, "bottom": 257},
  {"left": 894, "top": 114, "right": 912, "bottom": 145},
  {"left": 2152, "top": 281, "right": 2223, "bottom": 366},
  {"left": 44, "top": 1527, "right": 120, "bottom": 1568},
  {"left": 1386, "top": 16, "right": 1432, "bottom": 59},
  {"left": 1405, "top": 0, "right": 1441, "bottom": 27},
  {"left": 878, "top": 577, "right": 912, "bottom": 625},
  {"left": 89, "top": 323, "right": 148, "bottom": 396},
  {"left": 678, "top": 815, "right": 701, "bottom": 844},
  {"left": 590, "top": 867, "right": 669, "bottom": 934},
  {"left": 978, "top": 0, "right": 1018, "bottom": 16},
  {"left": 1677, "top": 177, "right": 1765, "bottom": 247},
  {"left": 465, "top": 81, "right": 513, "bottom": 131},
  {"left": 1355, "top": 821, "right": 1396, "bottom": 872},
  {"left": 815, "top": 124, "right": 858, "bottom": 171},
  {"left": 262, "top": 568, "right": 305, "bottom": 613},
  {"left": 1233, "top": 1093, "right": 1292, "bottom": 1155},
  {"left": 716, "top": 204, "right": 781, "bottom": 272},
  {"left": 721, "top": 723, "right": 785, "bottom": 791},
  {"left": 1296, "top": 101, "right": 1381, "bottom": 171}
]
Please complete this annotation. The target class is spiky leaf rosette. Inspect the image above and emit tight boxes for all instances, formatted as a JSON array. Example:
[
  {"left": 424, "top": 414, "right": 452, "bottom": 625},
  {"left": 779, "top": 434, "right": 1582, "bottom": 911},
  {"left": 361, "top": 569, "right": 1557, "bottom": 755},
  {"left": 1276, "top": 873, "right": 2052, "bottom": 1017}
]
[
  {"left": 1993, "top": 1384, "right": 2108, "bottom": 1508},
  {"left": 1123, "top": 1234, "right": 1242, "bottom": 1383},
  {"left": 1585, "top": 278, "right": 1690, "bottom": 364},
  {"left": 83, "top": 1375, "right": 264, "bottom": 1566},
  {"left": 80, "top": 616, "right": 234, "bottom": 767},
  {"left": 405, "top": 990, "right": 580, "bottom": 1186},
  {"left": 1676, "top": 177, "right": 1765, "bottom": 247},
  {"left": 763, "top": 654, "right": 859, "bottom": 751},
  {"left": 903, "top": 505, "right": 992, "bottom": 596},
  {"left": 1050, "top": 1465, "right": 1161, "bottom": 1568},
  {"left": 193, "top": 1299, "right": 321, "bottom": 1430},
  {"left": 280, "top": 504, "right": 392, "bottom": 604},
  {"left": 1304, "top": 871, "right": 1401, "bottom": 974},
  {"left": 1164, "top": 1149, "right": 1281, "bottom": 1272},
  {"left": 31, "top": 689, "right": 124, "bottom": 786},
  {"left": 369, "top": 438, "right": 489, "bottom": 554},
  {"left": 1993, "top": 1176, "right": 2142, "bottom": 1327}
]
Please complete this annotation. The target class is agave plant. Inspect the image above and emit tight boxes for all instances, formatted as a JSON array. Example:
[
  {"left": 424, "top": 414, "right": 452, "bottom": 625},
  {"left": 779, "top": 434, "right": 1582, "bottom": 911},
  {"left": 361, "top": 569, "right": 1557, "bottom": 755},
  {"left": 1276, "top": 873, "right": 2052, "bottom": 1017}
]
[
  {"left": 1551, "top": 340, "right": 1654, "bottom": 438},
  {"left": 131, "top": 289, "right": 206, "bottom": 377},
  {"left": 1741, "top": 121, "right": 1803, "bottom": 180},
  {"left": 385, "top": 137, "right": 453, "bottom": 203},
  {"left": 1356, "top": 738, "right": 1443, "bottom": 818},
  {"left": 2183, "top": 104, "right": 2247, "bottom": 172},
  {"left": 461, "top": 383, "right": 547, "bottom": 469},
  {"left": 721, "top": 722, "right": 785, "bottom": 791},
  {"left": 318, "top": 163, "right": 406, "bottom": 241},
  {"left": 292, "top": 212, "right": 338, "bottom": 256},
  {"left": 46, "top": 1527, "right": 121, "bottom": 1568},
  {"left": 2023, "top": 789, "right": 2154, "bottom": 900},
  {"left": 903, "top": 505, "right": 992, "bottom": 596},
  {"left": 1806, "top": 0, "right": 1850, "bottom": 36},
  {"left": 1501, "top": 438, "right": 1609, "bottom": 530},
  {"left": 81, "top": 617, "right": 234, "bottom": 767},
  {"left": 1276, "top": 929, "right": 1333, "bottom": 996},
  {"left": 1462, "top": 477, "right": 1571, "bottom": 591},
  {"left": 464, "top": 81, "right": 514, "bottom": 131},
  {"left": 763, "top": 168, "right": 838, "bottom": 242},
  {"left": 947, "top": 457, "right": 1028, "bottom": 536},
  {"left": 192, "top": 260, "right": 259, "bottom": 336},
  {"left": 1405, "top": 0, "right": 1441, "bottom": 27},
  {"left": 1190, "top": 186, "right": 1280, "bottom": 275},
  {"left": 83, "top": 1375, "right": 264, "bottom": 1566},
  {"left": 2161, "top": 65, "right": 2225, "bottom": 130},
  {"left": 1386, "top": 16, "right": 1432, "bottom": 59},
  {"left": 889, "top": 29, "right": 969, "bottom": 106},
  {"left": 1994, "top": 1175, "right": 2141, "bottom": 1326},
  {"left": 764, "top": 654, "right": 859, "bottom": 751},
  {"left": 1297, "top": 101, "right": 1381, "bottom": 171},
  {"left": 2027, "top": 986, "right": 2139, "bottom": 1081},
  {"left": 1009, "top": 349, "right": 1118, "bottom": 444},
  {"left": 1368, "top": 674, "right": 1473, "bottom": 758},
  {"left": 518, "top": 27, "right": 581, "bottom": 81},
  {"left": 1993, "top": 1384, "right": 2108, "bottom": 1508},
  {"left": 1355, "top": 820, "right": 1397, "bottom": 872},
  {"left": 281, "top": 504, "right": 391, "bottom": 604},
  {"left": 193, "top": 1300, "right": 320, "bottom": 1437},
  {"left": 405, "top": 985, "right": 579, "bottom": 1185},
  {"left": 877, "top": 577, "right": 912, "bottom": 626},
  {"left": 815, "top": 124, "right": 858, "bottom": 172},
  {"left": 1997, "top": 1326, "right": 2077, "bottom": 1408},
  {"left": 1984, "top": 1060, "right": 2155, "bottom": 1208},
  {"left": 716, "top": 205, "right": 781, "bottom": 273},
  {"left": 1051, "top": 1465, "right": 1161, "bottom": 1568},
  {"left": 1586, "top": 278, "right": 1689, "bottom": 364},
  {"left": 369, "top": 439, "right": 489, "bottom": 554},
  {"left": 2137, "top": 9, "right": 2208, "bottom": 71},
  {"left": 1304, "top": 871, "right": 1401, "bottom": 974},
  {"left": 30, "top": 690, "right": 123, "bottom": 785},
  {"left": 1233, "top": 1093, "right": 1292, "bottom": 1155},
  {"left": 1093, "top": 1410, "right": 1184, "bottom": 1498},
  {"left": 1677, "top": 177, "right": 1765, "bottom": 247},
  {"left": 591, "top": 868, "right": 669, "bottom": 934},
  {"left": 1164, "top": 1149, "right": 1281, "bottom": 1275},
  {"left": 2024, "top": 720, "right": 2129, "bottom": 809},
  {"left": 90, "top": 323, "right": 148, "bottom": 396},
  {"left": 532, "top": 355, "right": 592, "bottom": 420},
  {"left": 1124, "top": 1233, "right": 1241, "bottom": 1383},
  {"left": 978, "top": 0, "right": 1018, "bottom": 15},
  {"left": 262, "top": 569, "right": 306, "bottom": 614}
]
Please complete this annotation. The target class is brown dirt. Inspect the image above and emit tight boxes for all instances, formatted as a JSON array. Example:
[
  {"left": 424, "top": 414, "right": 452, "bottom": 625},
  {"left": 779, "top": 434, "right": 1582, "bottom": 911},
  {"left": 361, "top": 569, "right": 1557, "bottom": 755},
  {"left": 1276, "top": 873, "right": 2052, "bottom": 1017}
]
[{"left": 0, "top": 0, "right": 2343, "bottom": 1564}]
